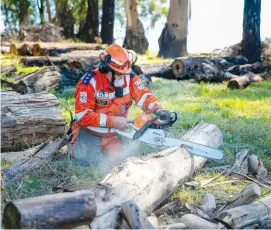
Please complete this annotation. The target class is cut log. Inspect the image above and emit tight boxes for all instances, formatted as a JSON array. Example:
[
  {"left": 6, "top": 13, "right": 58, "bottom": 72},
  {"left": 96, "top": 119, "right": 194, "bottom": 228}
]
[
  {"left": 217, "top": 196, "right": 271, "bottom": 229},
  {"left": 32, "top": 42, "right": 102, "bottom": 56},
  {"left": 4, "top": 66, "right": 85, "bottom": 94},
  {"left": 21, "top": 55, "right": 100, "bottom": 70},
  {"left": 172, "top": 56, "right": 248, "bottom": 79},
  {"left": 178, "top": 214, "right": 218, "bottom": 229},
  {"left": 139, "top": 63, "right": 175, "bottom": 79},
  {"left": 1, "top": 46, "right": 10, "bottom": 54},
  {"left": 2, "top": 135, "right": 69, "bottom": 186},
  {"left": 87, "top": 122, "right": 223, "bottom": 228},
  {"left": 227, "top": 71, "right": 263, "bottom": 89},
  {"left": 3, "top": 190, "right": 96, "bottom": 229},
  {"left": 226, "top": 62, "right": 271, "bottom": 75},
  {"left": 1, "top": 65, "right": 16, "bottom": 77},
  {"left": 219, "top": 183, "right": 261, "bottom": 212},
  {"left": 225, "top": 149, "right": 249, "bottom": 176},
  {"left": 1, "top": 90, "right": 65, "bottom": 151},
  {"left": 9, "top": 42, "right": 37, "bottom": 56}
]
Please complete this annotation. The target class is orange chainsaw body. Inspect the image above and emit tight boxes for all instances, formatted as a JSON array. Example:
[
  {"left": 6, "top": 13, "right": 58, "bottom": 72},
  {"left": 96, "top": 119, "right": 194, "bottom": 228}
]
[{"left": 133, "top": 114, "right": 158, "bottom": 129}]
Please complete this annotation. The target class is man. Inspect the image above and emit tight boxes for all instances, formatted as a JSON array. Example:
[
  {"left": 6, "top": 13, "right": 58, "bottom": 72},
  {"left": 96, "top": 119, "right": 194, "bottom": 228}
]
[{"left": 70, "top": 44, "right": 169, "bottom": 166}]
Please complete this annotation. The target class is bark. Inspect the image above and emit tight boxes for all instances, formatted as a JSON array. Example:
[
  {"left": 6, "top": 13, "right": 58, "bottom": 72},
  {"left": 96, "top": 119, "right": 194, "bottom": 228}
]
[
  {"left": 45, "top": 0, "right": 52, "bottom": 23},
  {"left": 171, "top": 56, "right": 248, "bottom": 78},
  {"left": 1, "top": 90, "right": 65, "bottom": 151},
  {"left": 21, "top": 55, "right": 99, "bottom": 69},
  {"left": 226, "top": 62, "right": 271, "bottom": 75},
  {"left": 9, "top": 66, "right": 86, "bottom": 93},
  {"left": 123, "top": 0, "right": 149, "bottom": 54},
  {"left": 32, "top": 42, "right": 101, "bottom": 56},
  {"left": 3, "top": 190, "right": 96, "bottom": 229},
  {"left": 217, "top": 196, "right": 271, "bottom": 229},
  {"left": 178, "top": 214, "right": 218, "bottom": 229},
  {"left": 1, "top": 65, "right": 17, "bottom": 76},
  {"left": 79, "top": 0, "right": 99, "bottom": 42},
  {"left": 158, "top": 0, "right": 189, "bottom": 58},
  {"left": 87, "top": 123, "right": 223, "bottom": 228},
  {"left": 1, "top": 46, "right": 10, "bottom": 54},
  {"left": 241, "top": 0, "right": 261, "bottom": 63},
  {"left": 19, "top": 0, "right": 30, "bottom": 27},
  {"left": 37, "top": 0, "right": 45, "bottom": 24},
  {"left": 134, "top": 63, "right": 174, "bottom": 79},
  {"left": 2, "top": 135, "right": 69, "bottom": 186},
  {"left": 55, "top": 0, "right": 74, "bottom": 38},
  {"left": 101, "top": 0, "right": 115, "bottom": 45},
  {"left": 219, "top": 183, "right": 261, "bottom": 212},
  {"left": 227, "top": 71, "right": 263, "bottom": 89}
]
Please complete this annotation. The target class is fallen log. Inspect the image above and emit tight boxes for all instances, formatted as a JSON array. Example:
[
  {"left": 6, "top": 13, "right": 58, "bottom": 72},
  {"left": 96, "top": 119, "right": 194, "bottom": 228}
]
[
  {"left": 227, "top": 71, "right": 263, "bottom": 89},
  {"left": 3, "top": 66, "right": 85, "bottom": 94},
  {"left": 1, "top": 46, "right": 10, "bottom": 54},
  {"left": 2, "top": 135, "right": 68, "bottom": 186},
  {"left": 1, "top": 90, "right": 66, "bottom": 151},
  {"left": 32, "top": 42, "right": 102, "bottom": 56},
  {"left": 21, "top": 55, "right": 100, "bottom": 70},
  {"left": 217, "top": 196, "right": 271, "bottom": 229},
  {"left": 1, "top": 65, "right": 16, "bottom": 77},
  {"left": 219, "top": 183, "right": 261, "bottom": 212},
  {"left": 226, "top": 62, "right": 271, "bottom": 75},
  {"left": 87, "top": 122, "right": 223, "bottom": 228},
  {"left": 178, "top": 214, "right": 218, "bottom": 229},
  {"left": 172, "top": 56, "right": 248, "bottom": 79},
  {"left": 3, "top": 190, "right": 96, "bottom": 229},
  {"left": 10, "top": 42, "right": 37, "bottom": 56},
  {"left": 138, "top": 63, "right": 175, "bottom": 79}
]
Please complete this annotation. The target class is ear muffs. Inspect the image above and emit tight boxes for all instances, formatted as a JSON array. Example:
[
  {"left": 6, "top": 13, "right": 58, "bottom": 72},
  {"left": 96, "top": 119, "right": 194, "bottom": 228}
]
[{"left": 99, "top": 53, "right": 111, "bottom": 73}]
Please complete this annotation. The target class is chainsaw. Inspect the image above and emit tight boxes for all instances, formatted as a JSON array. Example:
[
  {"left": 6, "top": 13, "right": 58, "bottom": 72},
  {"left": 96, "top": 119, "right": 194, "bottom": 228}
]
[{"left": 116, "top": 112, "right": 224, "bottom": 160}]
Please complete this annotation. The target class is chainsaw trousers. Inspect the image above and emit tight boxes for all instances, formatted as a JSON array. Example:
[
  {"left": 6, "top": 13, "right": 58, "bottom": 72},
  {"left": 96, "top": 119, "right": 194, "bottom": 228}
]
[{"left": 69, "top": 125, "right": 140, "bottom": 167}]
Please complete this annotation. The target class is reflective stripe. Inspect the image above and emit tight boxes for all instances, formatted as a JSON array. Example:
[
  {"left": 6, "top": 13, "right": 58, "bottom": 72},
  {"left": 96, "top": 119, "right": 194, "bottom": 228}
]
[
  {"left": 103, "top": 50, "right": 123, "bottom": 66},
  {"left": 147, "top": 102, "right": 156, "bottom": 113},
  {"left": 87, "top": 126, "right": 117, "bottom": 133},
  {"left": 75, "top": 109, "right": 93, "bottom": 121},
  {"left": 95, "top": 91, "right": 115, "bottom": 99},
  {"left": 136, "top": 93, "right": 153, "bottom": 109},
  {"left": 89, "top": 78, "right": 96, "bottom": 89},
  {"left": 99, "top": 113, "right": 107, "bottom": 127},
  {"left": 123, "top": 75, "right": 131, "bottom": 95}
]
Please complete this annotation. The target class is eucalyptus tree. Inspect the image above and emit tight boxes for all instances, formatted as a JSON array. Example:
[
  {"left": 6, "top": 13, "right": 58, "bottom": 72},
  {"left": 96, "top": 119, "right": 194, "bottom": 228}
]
[
  {"left": 101, "top": 0, "right": 115, "bottom": 45},
  {"left": 158, "top": 0, "right": 190, "bottom": 58},
  {"left": 241, "top": 0, "right": 261, "bottom": 63}
]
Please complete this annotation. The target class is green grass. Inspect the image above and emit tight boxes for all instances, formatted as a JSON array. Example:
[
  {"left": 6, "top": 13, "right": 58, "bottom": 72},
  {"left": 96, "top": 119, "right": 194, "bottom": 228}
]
[{"left": 1, "top": 53, "right": 271, "bottom": 212}]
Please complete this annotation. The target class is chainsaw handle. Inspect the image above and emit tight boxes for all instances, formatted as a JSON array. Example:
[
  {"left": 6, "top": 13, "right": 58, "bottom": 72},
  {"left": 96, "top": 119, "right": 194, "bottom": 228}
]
[{"left": 133, "top": 116, "right": 159, "bottom": 140}]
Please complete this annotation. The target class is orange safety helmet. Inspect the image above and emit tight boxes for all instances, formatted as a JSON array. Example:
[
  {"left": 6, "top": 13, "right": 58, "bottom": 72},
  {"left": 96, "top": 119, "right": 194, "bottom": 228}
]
[{"left": 99, "top": 44, "right": 132, "bottom": 74}]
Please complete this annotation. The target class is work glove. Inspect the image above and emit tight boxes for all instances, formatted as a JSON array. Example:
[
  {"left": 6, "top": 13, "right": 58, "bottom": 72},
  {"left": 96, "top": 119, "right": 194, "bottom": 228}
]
[
  {"left": 154, "top": 108, "right": 170, "bottom": 121},
  {"left": 113, "top": 116, "right": 130, "bottom": 130}
]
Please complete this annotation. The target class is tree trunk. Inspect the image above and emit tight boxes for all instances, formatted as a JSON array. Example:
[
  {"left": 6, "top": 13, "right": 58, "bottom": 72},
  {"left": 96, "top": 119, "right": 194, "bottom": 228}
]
[
  {"left": 158, "top": 0, "right": 189, "bottom": 58},
  {"left": 101, "top": 0, "right": 115, "bottom": 45},
  {"left": 227, "top": 71, "right": 263, "bottom": 89},
  {"left": 37, "top": 0, "right": 45, "bottom": 24},
  {"left": 217, "top": 196, "right": 271, "bottom": 229},
  {"left": 3, "top": 190, "right": 96, "bottom": 229},
  {"left": 19, "top": 0, "right": 30, "bottom": 27},
  {"left": 45, "top": 0, "right": 52, "bottom": 23},
  {"left": 79, "top": 0, "right": 99, "bottom": 42},
  {"left": 87, "top": 123, "right": 223, "bottom": 228},
  {"left": 1, "top": 90, "right": 66, "bottom": 151},
  {"left": 123, "top": 0, "right": 149, "bottom": 54},
  {"left": 241, "top": 0, "right": 261, "bottom": 63},
  {"left": 55, "top": 0, "right": 74, "bottom": 38}
]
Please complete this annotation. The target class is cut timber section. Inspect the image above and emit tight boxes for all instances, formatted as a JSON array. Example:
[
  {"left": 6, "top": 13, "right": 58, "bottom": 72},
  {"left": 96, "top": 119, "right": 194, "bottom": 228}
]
[
  {"left": 3, "top": 190, "right": 96, "bottom": 229},
  {"left": 88, "top": 123, "right": 223, "bottom": 228},
  {"left": 217, "top": 196, "right": 271, "bottom": 229},
  {"left": 1, "top": 90, "right": 65, "bottom": 151}
]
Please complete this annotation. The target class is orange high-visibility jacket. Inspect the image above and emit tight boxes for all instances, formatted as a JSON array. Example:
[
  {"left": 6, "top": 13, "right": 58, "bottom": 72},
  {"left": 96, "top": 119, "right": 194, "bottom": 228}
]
[{"left": 74, "top": 69, "right": 161, "bottom": 136}]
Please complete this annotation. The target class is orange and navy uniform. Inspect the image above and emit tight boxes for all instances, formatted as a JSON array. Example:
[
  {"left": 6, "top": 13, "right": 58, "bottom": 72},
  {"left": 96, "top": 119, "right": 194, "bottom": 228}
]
[{"left": 70, "top": 69, "right": 161, "bottom": 153}]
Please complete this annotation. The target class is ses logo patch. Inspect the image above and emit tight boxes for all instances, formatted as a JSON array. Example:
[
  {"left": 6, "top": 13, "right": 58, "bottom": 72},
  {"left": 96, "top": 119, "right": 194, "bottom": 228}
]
[
  {"left": 79, "top": 91, "right": 87, "bottom": 103},
  {"left": 134, "top": 80, "right": 145, "bottom": 90}
]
